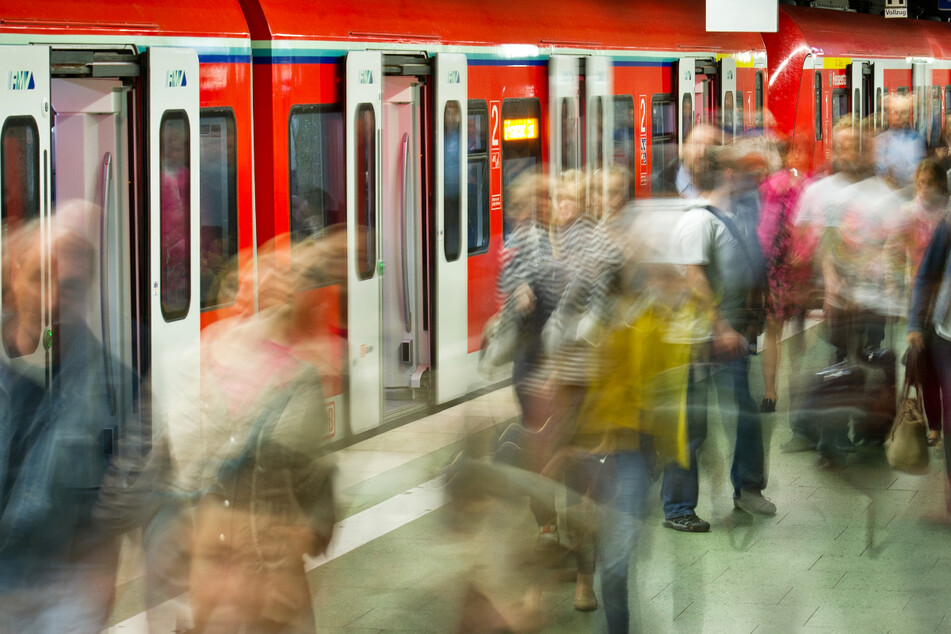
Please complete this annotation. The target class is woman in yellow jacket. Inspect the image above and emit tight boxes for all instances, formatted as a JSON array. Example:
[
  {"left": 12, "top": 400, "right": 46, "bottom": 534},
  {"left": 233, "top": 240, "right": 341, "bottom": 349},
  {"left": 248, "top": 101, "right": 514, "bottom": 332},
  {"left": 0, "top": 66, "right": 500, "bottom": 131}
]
[{"left": 567, "top": 290, "right": 690, "bottom": 634}]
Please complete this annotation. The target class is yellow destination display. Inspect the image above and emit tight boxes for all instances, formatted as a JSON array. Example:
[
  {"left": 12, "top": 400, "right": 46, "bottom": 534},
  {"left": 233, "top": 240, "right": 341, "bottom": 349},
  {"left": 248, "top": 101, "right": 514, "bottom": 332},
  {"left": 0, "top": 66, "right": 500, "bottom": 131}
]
[{"left": 503, "top": 118, "right": 538, "bottom": 141}]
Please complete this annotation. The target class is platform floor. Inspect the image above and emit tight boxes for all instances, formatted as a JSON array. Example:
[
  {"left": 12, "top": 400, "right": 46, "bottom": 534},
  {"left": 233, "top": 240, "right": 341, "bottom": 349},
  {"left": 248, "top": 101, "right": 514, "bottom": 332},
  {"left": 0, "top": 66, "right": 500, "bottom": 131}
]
[{"left": 108, "top": 321, "right": 951, "bottom": 633}]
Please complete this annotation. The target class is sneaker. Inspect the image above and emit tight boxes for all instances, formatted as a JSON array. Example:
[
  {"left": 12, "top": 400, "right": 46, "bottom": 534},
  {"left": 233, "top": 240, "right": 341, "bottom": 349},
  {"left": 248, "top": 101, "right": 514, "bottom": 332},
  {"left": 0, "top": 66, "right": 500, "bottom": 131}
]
[
  {"left": 536, "top": 524, "right": 559, "bottom": 550},
  {"left": 662, "top": 514, "right": 710, "bottom": 532},
  {"left": 734, "top": 491, "right": 777, "bottom": 516},
  {"left": 780, "top": 434, "right": 815, "bottom": 454}
]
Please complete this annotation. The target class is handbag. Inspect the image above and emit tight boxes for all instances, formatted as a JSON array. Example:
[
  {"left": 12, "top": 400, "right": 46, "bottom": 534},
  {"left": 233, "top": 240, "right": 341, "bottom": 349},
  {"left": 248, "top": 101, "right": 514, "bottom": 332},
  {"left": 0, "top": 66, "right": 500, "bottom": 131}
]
[
  {"left": 885, "top": 352, "right": 930, "bottom": 475},
  {"left": 478, "top": 306, "right": 520, "bottom": 371}
]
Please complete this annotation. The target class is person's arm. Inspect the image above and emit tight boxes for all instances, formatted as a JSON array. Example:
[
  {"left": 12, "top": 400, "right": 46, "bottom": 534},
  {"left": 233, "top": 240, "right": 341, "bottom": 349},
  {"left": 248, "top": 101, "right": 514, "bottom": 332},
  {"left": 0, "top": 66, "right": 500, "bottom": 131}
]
[{"left": 908, "top": 218, "right": 951, "bottom": 349}]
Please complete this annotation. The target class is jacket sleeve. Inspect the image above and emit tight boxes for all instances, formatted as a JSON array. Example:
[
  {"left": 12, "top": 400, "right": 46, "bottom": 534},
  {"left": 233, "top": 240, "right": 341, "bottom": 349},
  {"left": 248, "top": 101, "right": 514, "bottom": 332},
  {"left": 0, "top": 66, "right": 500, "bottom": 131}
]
[{"left": 908, "top": 218, "right": 951, "bottom": 333}]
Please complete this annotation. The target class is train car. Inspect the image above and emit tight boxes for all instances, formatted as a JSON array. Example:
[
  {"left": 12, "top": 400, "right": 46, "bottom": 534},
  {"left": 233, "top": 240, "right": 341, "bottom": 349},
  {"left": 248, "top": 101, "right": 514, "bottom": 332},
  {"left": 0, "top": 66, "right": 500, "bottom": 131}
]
[
  {"left": 241, "top": 0, "right": 769, "bottom": 443},
  {"left": 764, "top": 5, "right": 951, "bottom": 173},
  {"left": 0, "top": 1, "right": 253, "bottom": 436}
]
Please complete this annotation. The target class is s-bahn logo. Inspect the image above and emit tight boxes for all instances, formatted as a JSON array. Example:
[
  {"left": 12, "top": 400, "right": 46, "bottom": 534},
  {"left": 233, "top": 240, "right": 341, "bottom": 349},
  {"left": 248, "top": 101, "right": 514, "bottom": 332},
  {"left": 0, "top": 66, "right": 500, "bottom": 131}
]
[
  {"left": 166, "top": 69, "right": 188, "bottom": 88},
  {"left": 448, "top": 70, "right": 460, "bottom": 84},
  {"left": 359, "top": 69, "right": 374, "bottom": 85},
  {"left": 7, "top": 70, "right": 35, "bottom": 91}
]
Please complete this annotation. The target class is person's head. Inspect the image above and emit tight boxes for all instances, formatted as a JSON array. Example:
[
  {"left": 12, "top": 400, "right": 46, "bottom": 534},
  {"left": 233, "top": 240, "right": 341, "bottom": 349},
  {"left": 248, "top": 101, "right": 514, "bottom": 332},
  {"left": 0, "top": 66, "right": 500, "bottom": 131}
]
[
  {"left": 886, "top": 93, "right": 912, "bottom": 130},
  {"left": 831, "top": 116, "right": 859, "bottom": 176},
  {"left": 914, "top": 157, "right": 950, "bottom": 207},
  {"left": 552, "top": 169, "right": 587, "bottom": 227},
  {"left": 682, "top": 123, "right": 720, "bottom": 182}
]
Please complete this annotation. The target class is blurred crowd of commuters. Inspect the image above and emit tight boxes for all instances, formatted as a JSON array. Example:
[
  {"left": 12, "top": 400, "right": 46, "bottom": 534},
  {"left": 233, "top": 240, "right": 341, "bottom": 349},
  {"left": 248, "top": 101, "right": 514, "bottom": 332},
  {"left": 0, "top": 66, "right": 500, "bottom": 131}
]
[
  {"left": 3, "top": 91, "right": 951, "bottom": 634},
  {"left": 471, "top": 92, "right": 951, "bottom": 633}
]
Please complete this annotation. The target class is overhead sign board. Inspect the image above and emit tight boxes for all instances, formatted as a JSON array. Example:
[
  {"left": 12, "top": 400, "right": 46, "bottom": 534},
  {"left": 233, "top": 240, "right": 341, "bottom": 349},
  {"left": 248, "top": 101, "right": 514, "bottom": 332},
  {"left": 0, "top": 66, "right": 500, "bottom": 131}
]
[
  {"left": 940, "top": 0, "right": 951, "bottom": 10},
  {"left": 706, "top": 0, "right": 777, "bottom": 33},
  {"left": 885, "top": 0, "right": 907, "bottom": 18}
]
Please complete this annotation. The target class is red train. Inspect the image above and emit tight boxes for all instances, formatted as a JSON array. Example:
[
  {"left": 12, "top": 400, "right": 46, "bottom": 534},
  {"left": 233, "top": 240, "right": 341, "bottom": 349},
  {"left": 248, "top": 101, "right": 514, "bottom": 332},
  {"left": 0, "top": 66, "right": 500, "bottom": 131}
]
[{"left": 0, "top": 1, "right": 943, "bottom": 444}]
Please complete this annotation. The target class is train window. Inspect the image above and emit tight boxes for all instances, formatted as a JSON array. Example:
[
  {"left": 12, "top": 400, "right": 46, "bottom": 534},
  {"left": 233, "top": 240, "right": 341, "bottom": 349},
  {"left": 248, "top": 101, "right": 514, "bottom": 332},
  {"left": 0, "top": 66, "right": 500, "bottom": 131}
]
[
  {"left": 1, "top": 116, "right": 41, "bottom": 358},
  {"left": 946, "top": 86, "right": 951, "bottom": 122},
  {"left": 853, "top": 88, "right": 860, "bottom": 120},
  {"left": 501, "top": 98, "right": 542, "bottom": 240},
  {"left": 612, "top": 95, "right": 635, "bottom": 199},
  {"left": 467, "top": 100, "right": 489, "bottom": 256},
  {"left": 289, "top": 105, "right": 346, "bottom": 246},
  {"left": 814, "top": 72, "right": 822, "bottom": 142},
  {"left": 737, "top": 91, "right": 745, "bottom": 134},
  {"left": 159, "top": 111, "right": 191, "bottom": 322},
  {"left": 681, "top": 93, "right": 693, "bottom": 144},
  {"left": 651, "top": 95, "right": 677, "bottom": 196},
  {"left": 355, "top": 104, "right": 376, "bottom": 281},
  {"left": 199, "top": 109, "right": 238, "bottom": 311},
  {"left": 723, "top": 91, "right": 735, "bottom": 138},
  {"left": 755, "top": 71, "right": 764, "bottom": 128},
  {"left": 443, "top": 100, "right": 462, "bottom": 262},
  {"left": 831, "top": 89, "right": 848, "bottom": 125}
]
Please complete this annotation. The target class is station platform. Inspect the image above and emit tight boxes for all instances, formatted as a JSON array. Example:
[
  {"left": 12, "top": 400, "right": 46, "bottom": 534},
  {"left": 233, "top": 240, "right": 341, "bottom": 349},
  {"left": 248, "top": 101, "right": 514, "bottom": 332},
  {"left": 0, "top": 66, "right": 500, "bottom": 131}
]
[{"left": 107, "top": 321, "right": 951, "bottom": 633}]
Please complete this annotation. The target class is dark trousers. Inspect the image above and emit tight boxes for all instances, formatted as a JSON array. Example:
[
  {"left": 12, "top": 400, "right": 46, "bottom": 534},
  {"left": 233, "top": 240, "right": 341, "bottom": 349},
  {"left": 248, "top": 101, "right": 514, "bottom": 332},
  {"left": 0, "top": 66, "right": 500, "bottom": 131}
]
[{"left": 662, "top": 354, "right": 766, "bottom": 518}]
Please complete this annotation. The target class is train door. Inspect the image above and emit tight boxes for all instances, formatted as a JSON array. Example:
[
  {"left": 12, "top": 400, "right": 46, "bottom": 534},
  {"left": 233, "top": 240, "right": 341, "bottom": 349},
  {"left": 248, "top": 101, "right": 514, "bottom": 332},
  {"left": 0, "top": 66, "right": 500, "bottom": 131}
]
[
  {"left": 432, "top": 53, "right": 468, "bottom": 404},
  {"left": 345, "top": 51, "right": 383, "bottom": 434},
  {"left": 584, "top": 56, "right": 613, "bottom": 209},
  {"left": 912, "top": 61, "right": 932, "bottom": 142},
  {"left": 549, "top": 54, "right": 581, "bottom": 185},
  {"left": 719, "top": 58, "right": 737, "bottom": 142},
  {"left": 0, "top": 45, "right": 52, "bottom": 386},
  {"left": 677, "top": 58, "right": 695, "bottom": 150},
  {"left": 147, "top": 48, "right": 201, "bottom": 432},
  {"left": 849, "top": 60, "right": 867, "bottom": 139},
  {"left": 379, "top": 59, "right": 429, "bottom": 420},
  {"left": 50, "top": 52, "right": 138, "bottom": 427}
]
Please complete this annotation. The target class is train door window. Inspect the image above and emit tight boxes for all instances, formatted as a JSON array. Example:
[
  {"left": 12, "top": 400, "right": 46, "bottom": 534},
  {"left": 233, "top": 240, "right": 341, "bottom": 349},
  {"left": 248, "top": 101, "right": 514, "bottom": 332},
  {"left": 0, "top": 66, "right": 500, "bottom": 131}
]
[
  {"left": 612, "top": 95, "right": 635, "bottom": 199},
  {"left": 289, "top": 105, "right": 346, "bottom": 247},
  {"left": 755, "top": 71, "right": 764, "bottom": 128},
  {"left": 723, "top": 90, "right": 735, "bottom": 138},
  {"left": 737, "top": 90, "right": 745, "bottom": 134},
  {"left": 814, "top": 72, "right": 822, "bottom": 141},
  {"left": 831, "top": 89, "right": 848, "bottom": 125},
  {"left": 159, "top": 111, "right": 191, "bottom": 322},
  {"left": 931, "top": 86, "right": 943, "bottom": 148},
  {"left": 561, "top": 97, "right": 578, "bottom": 172},
  {"left": 199, "top": 109, "right": 238, "bottom": 310},
  {"left": 501, "top": 98, "right": 542, "bottom": 240},
  {"left": 876, "top": 88, "right": 884, "bottom": 128},
  {"left": 467, "top": 100, "right": 489, "bottom": 255},
  {"left": 443, "top": 100, "right": 462, "bottom": 262},
  {"left": 591, "top": 96, "right": 604, "bottom": 168},
  {"left": 853, "top": 88, "right": 860, "bottom": 120},
  {"left": 651, "top": 95, "right": 677, "bottom": 196},
  {"left": 681, "top": 93, "right": 693, "bottom": 143},
  {"left": 946, "top": 86, "right": 951, "bottom": 121},
  {"left": 1, "top": 116, "right": 41, "bottom": 357},
  {"left": 354, "top": 103, "right": 376, "bottom": 281}
]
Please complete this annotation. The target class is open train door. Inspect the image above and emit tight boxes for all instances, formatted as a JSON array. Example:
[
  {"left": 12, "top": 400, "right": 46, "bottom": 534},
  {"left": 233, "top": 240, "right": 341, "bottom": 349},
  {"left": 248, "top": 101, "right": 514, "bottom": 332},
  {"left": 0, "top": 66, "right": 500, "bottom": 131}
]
[
  {"left": 677, "top": 58, "right": 695, "bottom": 154},
  {"left": 433, "top": 53, "right": 468, "bottom": 404},
  {"left": 346, "top": 51, "right": 383, "bottom": 434},
  {"left": 147, "top": 47, "right": 201, "bottom": 428},
  {"left": 718, "top": 57, "right": 737, "bottom": 142},
  {"left": 584, "top": 56, "right": 613, "bottom": 208},
  {"left": 0, "top": 45, "right": 52, "bottom": 385},
  {"left": 549, "top": 54, "right": 581, "bottom": 188}
]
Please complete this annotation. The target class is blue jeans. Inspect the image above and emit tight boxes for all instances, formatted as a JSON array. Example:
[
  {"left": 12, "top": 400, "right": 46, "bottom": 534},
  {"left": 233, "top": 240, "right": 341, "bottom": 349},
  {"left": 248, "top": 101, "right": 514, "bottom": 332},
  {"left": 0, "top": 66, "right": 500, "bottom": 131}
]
[
  {"left": 662, "top": 355, "right": 766, "bottom": 518},
  {"left": 592, "top": 450, "right": 651, "bottom": 634},
  {"left": 927, "top": 332, "right": 951, "bottom": 510}
]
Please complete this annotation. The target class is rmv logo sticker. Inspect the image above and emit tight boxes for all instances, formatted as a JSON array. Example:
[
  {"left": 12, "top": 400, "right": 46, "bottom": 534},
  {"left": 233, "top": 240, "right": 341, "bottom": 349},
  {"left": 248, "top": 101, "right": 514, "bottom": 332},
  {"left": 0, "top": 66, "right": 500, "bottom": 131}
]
[
  {"left": 166, "top": 70, "right": 187, "bottom": 88},
  {"left": 8, "top": 71, "right": 35, "bottom": 91},
  {"left": 359, "top": 69, "right": 374, "bottom": 85},
  {"left": 448, "top": 70, "right": 460, "bottom": 84}
]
